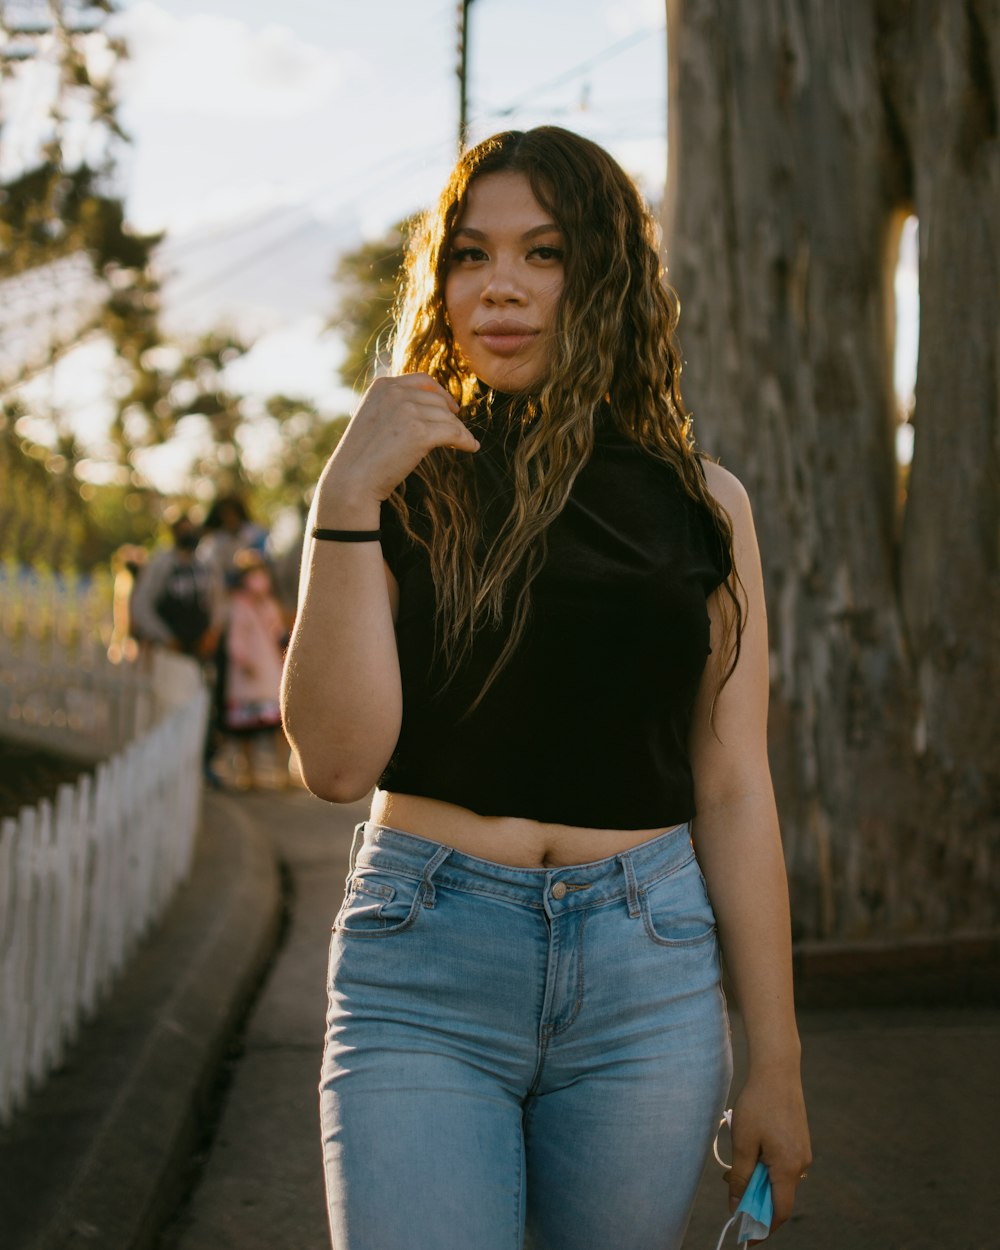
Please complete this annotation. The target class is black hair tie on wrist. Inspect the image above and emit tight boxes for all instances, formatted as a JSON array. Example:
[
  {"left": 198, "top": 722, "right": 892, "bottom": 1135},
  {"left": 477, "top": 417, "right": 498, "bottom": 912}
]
[{"left": 311, "top": 527, "right": 381, "bottom": 542}]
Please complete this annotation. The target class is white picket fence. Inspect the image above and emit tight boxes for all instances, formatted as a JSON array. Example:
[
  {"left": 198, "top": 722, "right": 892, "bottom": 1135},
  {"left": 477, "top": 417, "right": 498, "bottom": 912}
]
[
  {"left": 0, "top": 568, "right": 156, "bottom": 761},
  {"left": 0, "top": 579, "right": 209, "bottom": 1125}
]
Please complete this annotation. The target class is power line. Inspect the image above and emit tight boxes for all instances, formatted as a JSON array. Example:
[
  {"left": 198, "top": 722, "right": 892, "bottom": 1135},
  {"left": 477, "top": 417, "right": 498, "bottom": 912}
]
[
  {"left": 486, "top": 25, "right": 662, "bottom": 120},
  {"left": 161, "top": 124, "right": 471, "bottom": 306},
  {"left": 160, "top": 20, "right": 665, "bottom": 269},
  {"left": 164, "top": 205, "right": 313, "bottom": 261},
  {"left": 164, "top": 135, "right": 453, "bottom": 264},
  {"left": 163, "top": 215, "right": 325, "bottom": 307},
  {"left": 125, "top": 22, "right": 669, "bottom": 314}
]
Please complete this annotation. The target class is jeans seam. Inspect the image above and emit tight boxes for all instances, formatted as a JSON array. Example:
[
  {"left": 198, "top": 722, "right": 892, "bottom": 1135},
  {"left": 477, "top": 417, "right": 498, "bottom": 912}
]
[
  {"left": 539, "top": 905, "right": 563, "bottom": 1042},
  {"left": 437, "top": 879, "right": 546, "bottom": 907},
  {"left": 637, "top": 849, "right": 697, "bottom": 890},
  {"left": 526, "top": 1035, "right": 551, "bottom": 1096},
  {"left": 347, "top": 861, "right": 699, "bottom": 910},
  {"left": 513, "top": 1106, "right": 524, "bottom": 1249},
  {"left": 354, "top": 866, "right": 549, "bottom": 909},
  {"left": 549, "top": 909, "right": 588, "bottom": 1037}
]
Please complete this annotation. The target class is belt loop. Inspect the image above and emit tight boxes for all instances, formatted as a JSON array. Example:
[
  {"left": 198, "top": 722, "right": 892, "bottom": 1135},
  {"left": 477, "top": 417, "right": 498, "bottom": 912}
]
[
  {"left": 348, "top": 822, "right": 365, "bottom": 874},
  {"left": 419, "top": 844, "right": 452, "bottom": 908},
  {"left": 618, "top": 852, "right": 641, "bottom": 918}
]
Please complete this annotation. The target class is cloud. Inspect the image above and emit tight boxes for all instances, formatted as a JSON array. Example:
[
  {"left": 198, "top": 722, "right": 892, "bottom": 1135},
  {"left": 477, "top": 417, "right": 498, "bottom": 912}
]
[
  {"left": 616, "top": 135, "right": 666, "bottom": 180},
  {"left": 112, "top": 2, "right": 343, "bottom": 120},
  {"left": 604, "top": 0, "right": 666, "bottom": 38}
]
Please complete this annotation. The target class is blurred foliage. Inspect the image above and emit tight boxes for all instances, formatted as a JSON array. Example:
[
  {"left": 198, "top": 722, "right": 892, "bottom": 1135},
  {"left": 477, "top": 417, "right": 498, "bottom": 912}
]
[
  {"left": 0, "top": 161, "right": 160, "bottom": 281},
  {"left": 112, "top": 329, "right": 253, "bottom": 485},
  {"left": 1, "top": 0, "right": 164, "bottom": 564},
  {"left": 76, "top": 479, "right": 160, "bottom": 556},
  {"left": 0, "top": 3, "right": 162, "bottom": 294},
  {"left": 253, "top": 398, "right": 348, "bottom": 516},
  {"left": 113, "top": 336, "right": 350, "bottom": 516},
  {"left": 0, "top": 5, "right": 351, "bottom": 571},
  {"left": 0, "top": 400, "right": 102, "bottom": 569},
  {"left": 330, "top": 219, "right": 410, "bottom": 391}
]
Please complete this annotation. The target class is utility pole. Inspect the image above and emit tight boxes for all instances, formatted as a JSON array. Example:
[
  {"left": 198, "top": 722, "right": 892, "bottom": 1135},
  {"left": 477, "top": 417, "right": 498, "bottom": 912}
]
[{"left": 456, "top": 0, "right": 474, "bottom": 154}]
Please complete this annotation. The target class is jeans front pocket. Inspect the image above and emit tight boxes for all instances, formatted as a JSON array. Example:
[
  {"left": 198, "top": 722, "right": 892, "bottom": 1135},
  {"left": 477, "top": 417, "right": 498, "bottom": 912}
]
[
  {"left": 639, "top": 854, "right": 718, "bottom": 947},
  {"left": 334, "top": 868, "right": 425, "bottom": 938}
]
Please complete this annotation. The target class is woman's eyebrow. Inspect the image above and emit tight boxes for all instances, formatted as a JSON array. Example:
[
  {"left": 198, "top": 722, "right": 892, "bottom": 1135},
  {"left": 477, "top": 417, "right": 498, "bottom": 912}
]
[{"left": 452, "top": 223, "right": 562, "bottom": 241}]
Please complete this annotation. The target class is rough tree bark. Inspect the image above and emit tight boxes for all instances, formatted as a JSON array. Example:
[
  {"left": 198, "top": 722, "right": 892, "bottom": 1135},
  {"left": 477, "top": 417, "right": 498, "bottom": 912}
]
[{"left": 665, "top": 0, "right": 999, "bottom": 939}]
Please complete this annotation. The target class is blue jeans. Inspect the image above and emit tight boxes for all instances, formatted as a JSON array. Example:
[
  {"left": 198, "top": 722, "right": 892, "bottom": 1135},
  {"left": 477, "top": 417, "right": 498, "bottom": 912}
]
[{"left": 320, "top": 821, "right": 732, "bottom": 1250}]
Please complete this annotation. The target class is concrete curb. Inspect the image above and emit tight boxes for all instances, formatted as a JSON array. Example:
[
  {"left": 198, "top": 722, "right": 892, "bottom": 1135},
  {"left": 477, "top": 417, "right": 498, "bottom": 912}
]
[
  {"left": 0, "top": 791, "right": 282, "bottom": 1250},
  {"left": 792, "top": 931, "right": 1000, "bottom": 1007}
]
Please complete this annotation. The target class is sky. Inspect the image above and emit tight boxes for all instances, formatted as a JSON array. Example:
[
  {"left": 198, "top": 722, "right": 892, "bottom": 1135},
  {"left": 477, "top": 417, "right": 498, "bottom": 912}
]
[
  {"left": 117, "top": 0, "right": 668, "bottom": 239},
  {"left": 11, "top": 0, "right": 672, "bottom": 489},
  {"left": 7, "top": 0, "right": 916, "bottom": 492}
]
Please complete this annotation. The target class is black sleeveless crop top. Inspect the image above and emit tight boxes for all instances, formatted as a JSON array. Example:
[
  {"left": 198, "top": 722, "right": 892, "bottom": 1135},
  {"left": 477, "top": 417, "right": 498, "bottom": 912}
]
[{"left": 377, "top": 402, "right": 732, "bottom": 830}]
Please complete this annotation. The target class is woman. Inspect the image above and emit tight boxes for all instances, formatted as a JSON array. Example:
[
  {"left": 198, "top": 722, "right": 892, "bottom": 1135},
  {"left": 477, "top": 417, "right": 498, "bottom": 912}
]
[{"left": 282, "top": 126, "right": 811, "bottom": 1250}]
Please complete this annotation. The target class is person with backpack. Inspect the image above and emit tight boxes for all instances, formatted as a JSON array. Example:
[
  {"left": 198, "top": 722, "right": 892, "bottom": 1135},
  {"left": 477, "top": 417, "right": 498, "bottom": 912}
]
[
  {"left": 130, "top": 514, "right": 224, "bottom": 658},
  {"left": 131, "top": 512, "right": 227, "bottom": 788}
]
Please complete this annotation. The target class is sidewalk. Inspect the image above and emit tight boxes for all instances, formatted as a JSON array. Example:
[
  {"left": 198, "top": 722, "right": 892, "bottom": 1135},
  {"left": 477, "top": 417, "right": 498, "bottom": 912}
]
[{"left": 2, "top": 786, "right": 997, "bottom": 1249}]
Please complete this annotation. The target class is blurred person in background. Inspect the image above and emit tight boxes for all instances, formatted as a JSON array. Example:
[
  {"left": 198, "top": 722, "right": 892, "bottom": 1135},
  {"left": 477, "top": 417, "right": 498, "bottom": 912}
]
[
  {"left": 223, "top": 549, "right": 290, "bottom": 790},
  {"left": 199, "top": 494, "right": 268, "bottom": 584},
  {"left": 107, "top": 543, "right": 147, "bottom": 663},
  {"left": 129, "top": 514, "right": 222, "bottom": 659},
  {"left": 199, "top": 494, "right": 270, "bottom": 779},
  {"left": 130, "top": 512, "right": 225, "bottom": 787}
]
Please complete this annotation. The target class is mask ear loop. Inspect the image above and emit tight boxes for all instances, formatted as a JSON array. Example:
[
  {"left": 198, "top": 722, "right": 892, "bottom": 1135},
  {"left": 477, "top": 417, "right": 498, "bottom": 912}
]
[
  {"left": 714, "top": 1211, "right": 741, "bottom": 1250},
  {"left": 714, "top": 1107, "right": 734, "bottom": 1169},
  {"left": 712, "top": 1109, "right": 742, "bottom": 1250}
]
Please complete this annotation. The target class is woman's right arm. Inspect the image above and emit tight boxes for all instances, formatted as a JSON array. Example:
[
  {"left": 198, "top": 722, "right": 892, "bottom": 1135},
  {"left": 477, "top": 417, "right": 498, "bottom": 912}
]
[{"left": 280, "top": 375, "right": 478, "bottom": 803}]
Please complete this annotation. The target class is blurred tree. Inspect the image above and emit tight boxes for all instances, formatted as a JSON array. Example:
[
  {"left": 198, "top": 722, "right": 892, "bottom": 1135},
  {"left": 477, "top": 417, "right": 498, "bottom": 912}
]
[
  {"left": 1, "top": 1, "right": 165, "bottom": 562},
  {"left": 252, "top": 397, "right": 348, "bottom": 515},
  {"left": 114, "top": 337, "right": 351, "bottom": 515},
  {"left": 113, "top": 329, "right": 252, "bottom": 488},
  {"left": 0, "top": 400, "right": 103, "bottom": 568},
  {"left": 665, "top": 0, "right": 999, "bottom": 938},
  {"left": 0, "top": 7, "right": 345, "bottom": 565},
  {"left": 330, "top": 220, "right": 410, "bottom": 391},
  {"left": 0, "top": 1, "right": 163, "bottom": 348}
]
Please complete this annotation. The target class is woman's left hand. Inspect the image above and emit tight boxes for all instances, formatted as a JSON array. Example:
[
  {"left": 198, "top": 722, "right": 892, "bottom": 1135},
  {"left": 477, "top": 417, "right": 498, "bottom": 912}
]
[{"left": 725, "top": 1067, "right": 812, "bottom": 1241}]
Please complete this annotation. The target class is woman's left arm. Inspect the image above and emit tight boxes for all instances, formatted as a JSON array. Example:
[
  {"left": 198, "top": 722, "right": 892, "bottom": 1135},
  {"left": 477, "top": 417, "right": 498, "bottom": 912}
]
[{"left": 689, "top": 461, "right": 812, "bottom": 1235}]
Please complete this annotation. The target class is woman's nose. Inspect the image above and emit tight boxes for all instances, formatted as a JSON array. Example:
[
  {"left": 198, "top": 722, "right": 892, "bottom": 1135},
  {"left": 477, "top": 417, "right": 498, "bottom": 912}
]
[{"left": 480, "top": 260, "right": 525, "bottom": 304}]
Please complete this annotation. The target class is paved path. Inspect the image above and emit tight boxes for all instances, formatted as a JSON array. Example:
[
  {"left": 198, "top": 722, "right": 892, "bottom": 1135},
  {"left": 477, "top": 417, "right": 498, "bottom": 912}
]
[
  {"left": 158, "top": 789, "right": 999, "bottom": 1250},
  {"left": 156, "top": 787, "right": 362, "bottom": 1250}
]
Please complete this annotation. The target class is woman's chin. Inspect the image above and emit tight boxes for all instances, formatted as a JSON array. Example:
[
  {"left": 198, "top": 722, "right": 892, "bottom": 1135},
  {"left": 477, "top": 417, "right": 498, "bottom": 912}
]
[{"left": 474, "top": 369, "right": 544, "bottom": 396}]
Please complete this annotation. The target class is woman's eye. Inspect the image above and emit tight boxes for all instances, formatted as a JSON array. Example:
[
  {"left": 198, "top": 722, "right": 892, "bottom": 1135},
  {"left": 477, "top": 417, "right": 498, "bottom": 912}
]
[
  {"left": 451, "top": 246, "right": 487, "bottom": 263},
  {"left": 530, "top": 246, "right": 564, "bottom": 262}
]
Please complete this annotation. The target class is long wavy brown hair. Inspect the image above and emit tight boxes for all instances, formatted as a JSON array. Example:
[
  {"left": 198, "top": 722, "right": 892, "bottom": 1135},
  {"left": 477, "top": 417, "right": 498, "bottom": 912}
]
[{"left": 389, "top": 126, "right": 743, "bottom": 715}]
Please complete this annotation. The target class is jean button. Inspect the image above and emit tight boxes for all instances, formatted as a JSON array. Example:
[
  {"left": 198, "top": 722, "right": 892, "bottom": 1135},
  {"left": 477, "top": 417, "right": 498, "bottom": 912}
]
[{"left": 551, "top": 881, "right": 568, "bottom": 900}]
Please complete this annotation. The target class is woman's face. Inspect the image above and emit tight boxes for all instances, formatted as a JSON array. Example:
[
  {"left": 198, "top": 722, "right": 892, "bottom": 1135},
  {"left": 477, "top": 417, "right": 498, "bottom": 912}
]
[{"left": 444, "top": 171, "right": 565, "bottom": 394}]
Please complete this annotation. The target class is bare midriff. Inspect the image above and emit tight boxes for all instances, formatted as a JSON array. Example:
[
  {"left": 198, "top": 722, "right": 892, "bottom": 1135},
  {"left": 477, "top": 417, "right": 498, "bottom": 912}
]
[{"left": 368, "top": 790, "right": 682, "bottom": 869}]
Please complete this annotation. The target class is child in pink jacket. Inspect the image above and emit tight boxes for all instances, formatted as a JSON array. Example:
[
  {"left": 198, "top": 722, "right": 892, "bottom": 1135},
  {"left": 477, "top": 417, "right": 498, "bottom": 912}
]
[{"left": 224, "top": 551, "right": 291, "bottom": 788}]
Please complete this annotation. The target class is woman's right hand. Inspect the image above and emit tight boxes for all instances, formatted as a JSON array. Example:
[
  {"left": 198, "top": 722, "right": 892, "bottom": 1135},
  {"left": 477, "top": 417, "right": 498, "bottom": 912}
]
[{"left": 315, "top": 375, "right": 480, "bottom": 518}]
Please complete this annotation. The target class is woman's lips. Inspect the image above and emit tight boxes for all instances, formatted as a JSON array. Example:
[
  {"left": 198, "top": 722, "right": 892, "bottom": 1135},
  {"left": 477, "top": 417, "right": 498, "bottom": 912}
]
[
  {"left": 475, "top": 324, "right": 539, "bottom": 356},
  {"left": 477, "top": 333, "right": 537, "bottom": 356}
]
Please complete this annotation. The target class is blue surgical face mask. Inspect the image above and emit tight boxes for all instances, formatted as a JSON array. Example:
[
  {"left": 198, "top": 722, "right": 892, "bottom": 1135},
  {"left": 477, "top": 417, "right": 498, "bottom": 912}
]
[{"left": 713, "top": 1110, "right": 774, "bottom": 1247}]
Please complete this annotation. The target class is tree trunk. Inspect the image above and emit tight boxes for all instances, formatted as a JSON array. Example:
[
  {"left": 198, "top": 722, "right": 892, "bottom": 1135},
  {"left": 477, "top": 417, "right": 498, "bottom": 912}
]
[{"left": 665, "top": 0, "right": 999, "bottom": 938}]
